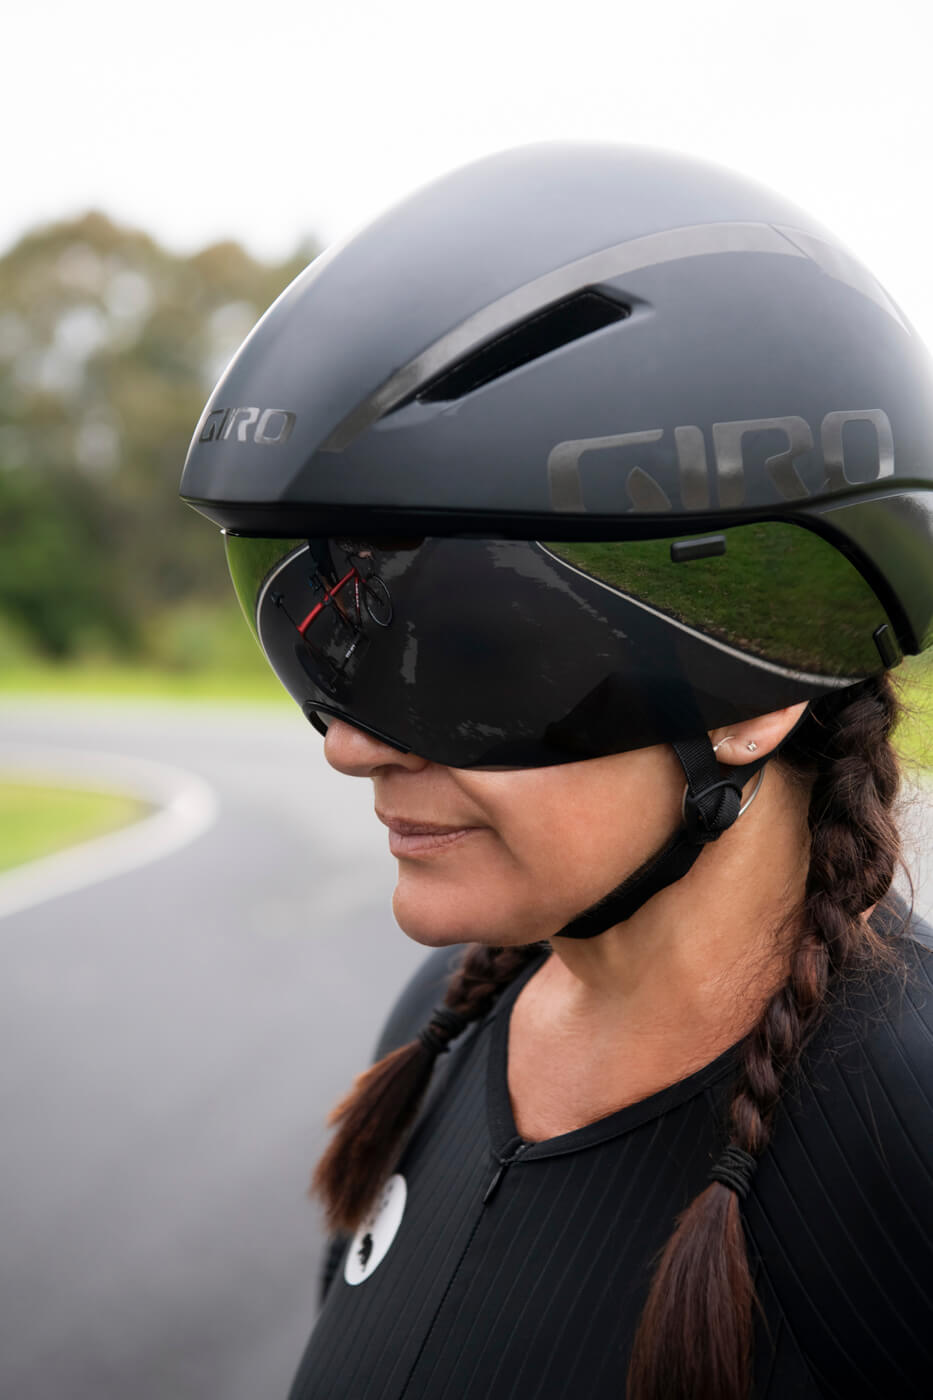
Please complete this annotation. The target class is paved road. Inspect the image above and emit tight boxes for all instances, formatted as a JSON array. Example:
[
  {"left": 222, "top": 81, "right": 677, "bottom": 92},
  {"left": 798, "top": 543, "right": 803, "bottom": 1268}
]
[
  {"left": 0, "top": 699, "right": 425, "bottom": 1400},
  {"left": 0, "top": 697, "right": 930, "bottom": 1400}
]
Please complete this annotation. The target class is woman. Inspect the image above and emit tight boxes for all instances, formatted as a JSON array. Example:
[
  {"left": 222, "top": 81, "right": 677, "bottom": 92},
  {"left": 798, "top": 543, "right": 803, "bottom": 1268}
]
[{"left": 180, "top": 144, "right": 933, "bottom": 1398}]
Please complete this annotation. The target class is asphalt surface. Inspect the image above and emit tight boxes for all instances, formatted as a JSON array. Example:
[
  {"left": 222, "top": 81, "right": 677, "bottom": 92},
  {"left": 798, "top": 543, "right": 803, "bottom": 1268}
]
[
  {"left": 1, "top": 697, "right": 931, "bottom": 1400},
  {"left": 0, "top": 699, "right": 425, "bottom": 1400}
]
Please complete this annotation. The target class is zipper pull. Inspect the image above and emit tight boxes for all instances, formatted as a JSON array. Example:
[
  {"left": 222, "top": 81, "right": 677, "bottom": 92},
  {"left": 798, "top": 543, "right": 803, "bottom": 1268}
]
[
  {"left": 483, "top": 1140, "right": 526, "bottom": 1205},
  {"left": 483, "top": 1163, "right": 506, "bottom": 1205}
]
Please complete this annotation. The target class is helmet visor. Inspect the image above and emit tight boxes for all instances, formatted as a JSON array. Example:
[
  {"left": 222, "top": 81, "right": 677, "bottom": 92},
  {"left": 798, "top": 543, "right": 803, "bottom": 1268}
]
[{"left": 225, "top": 528, "right": 893, "bottom": 768}]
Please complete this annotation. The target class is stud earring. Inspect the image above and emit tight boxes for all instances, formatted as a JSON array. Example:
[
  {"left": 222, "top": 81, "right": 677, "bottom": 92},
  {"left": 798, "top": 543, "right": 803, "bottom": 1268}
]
[{"left": 746, "top": 740, "right": 759, "bottom": 753}]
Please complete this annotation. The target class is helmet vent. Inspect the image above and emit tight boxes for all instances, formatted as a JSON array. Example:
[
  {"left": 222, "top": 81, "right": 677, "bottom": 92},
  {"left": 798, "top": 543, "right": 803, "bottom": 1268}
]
[{"left": 415, "top": 290, "right": 630, "bottom": 403}]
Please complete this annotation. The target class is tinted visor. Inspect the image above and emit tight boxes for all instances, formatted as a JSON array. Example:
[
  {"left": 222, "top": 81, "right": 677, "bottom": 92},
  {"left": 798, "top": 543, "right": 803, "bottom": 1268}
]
[{"left": 225, "top": 528, "right": 893, "bottom": 768}]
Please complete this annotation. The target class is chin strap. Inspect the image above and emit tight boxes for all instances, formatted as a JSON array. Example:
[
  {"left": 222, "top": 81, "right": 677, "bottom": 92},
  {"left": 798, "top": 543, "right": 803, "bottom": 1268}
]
[{"left": 555, "top": 734, "right": 770, "bottom": 941}]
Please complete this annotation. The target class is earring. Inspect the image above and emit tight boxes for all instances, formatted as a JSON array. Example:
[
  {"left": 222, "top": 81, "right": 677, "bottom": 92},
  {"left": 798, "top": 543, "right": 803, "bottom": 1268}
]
[
  {"left": 746, "top": 740, "right": 759, "bottom": 753},
  {"left": 712, "top": 735, "right": 735, "bottom": 754}
]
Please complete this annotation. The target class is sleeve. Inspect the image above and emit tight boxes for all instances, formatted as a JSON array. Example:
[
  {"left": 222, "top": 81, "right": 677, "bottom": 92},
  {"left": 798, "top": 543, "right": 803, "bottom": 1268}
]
[{"left": 318, "top": 943, "right": 466, "bottom": 1304}]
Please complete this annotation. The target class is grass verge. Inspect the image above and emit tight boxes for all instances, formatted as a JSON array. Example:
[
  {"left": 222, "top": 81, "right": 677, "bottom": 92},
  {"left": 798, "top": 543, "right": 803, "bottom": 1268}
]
[
  {"left": 0, "top": 782, "right": 150, "bottom": 874},
  {"left": 0, "top": 661, "right": 288, "bottom": 703}
]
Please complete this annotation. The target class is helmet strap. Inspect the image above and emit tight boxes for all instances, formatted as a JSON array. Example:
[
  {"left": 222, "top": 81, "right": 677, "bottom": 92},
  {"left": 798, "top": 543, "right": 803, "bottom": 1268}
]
[{"left": 554, "top": 734, "right": 769, "bottom": 940}]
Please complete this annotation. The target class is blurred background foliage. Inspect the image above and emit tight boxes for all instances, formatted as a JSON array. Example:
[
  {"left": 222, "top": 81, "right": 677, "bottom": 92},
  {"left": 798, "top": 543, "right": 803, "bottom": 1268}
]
[{"left": 0, "top": 213, "right": 316, "bottom": 689}]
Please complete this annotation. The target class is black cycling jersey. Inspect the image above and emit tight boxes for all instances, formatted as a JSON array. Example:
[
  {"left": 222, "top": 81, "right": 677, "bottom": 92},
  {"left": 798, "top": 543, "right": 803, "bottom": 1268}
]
[{"left": 290, "top": 907, "right": 933, "bottom": 1399}]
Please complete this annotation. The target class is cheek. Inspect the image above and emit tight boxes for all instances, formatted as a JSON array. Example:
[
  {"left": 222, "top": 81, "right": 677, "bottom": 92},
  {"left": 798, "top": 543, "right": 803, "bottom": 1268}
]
[
  {"left": 390, "top": 757, "right": 682, "bottom": 946},
  {"left": 501, "top": 768, "right": 676, "bottom": 889}
]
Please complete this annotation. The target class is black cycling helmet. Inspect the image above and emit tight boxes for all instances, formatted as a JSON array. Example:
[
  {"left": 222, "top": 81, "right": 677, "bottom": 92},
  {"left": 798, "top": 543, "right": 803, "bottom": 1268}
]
[
  {"left": 180, "top": 142, "right": 933, "bottom": 776},
  {"left": 180, "top": 142, "right": 933, "bottom": 933}
]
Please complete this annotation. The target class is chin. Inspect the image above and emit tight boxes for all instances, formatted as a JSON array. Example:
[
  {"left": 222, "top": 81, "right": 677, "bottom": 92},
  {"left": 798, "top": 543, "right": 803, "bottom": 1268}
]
[
  {"left": 391, "top": 886, "right": 482, "bottom": 947},
  {"left": 391, "top": 878, "right": 553, "bottom": 949}
]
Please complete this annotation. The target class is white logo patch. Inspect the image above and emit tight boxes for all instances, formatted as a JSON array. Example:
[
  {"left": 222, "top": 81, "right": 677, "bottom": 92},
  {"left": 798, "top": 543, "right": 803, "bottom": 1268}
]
[{"left": 344, "top": 1174, "right": 407, "bottom": 1286}]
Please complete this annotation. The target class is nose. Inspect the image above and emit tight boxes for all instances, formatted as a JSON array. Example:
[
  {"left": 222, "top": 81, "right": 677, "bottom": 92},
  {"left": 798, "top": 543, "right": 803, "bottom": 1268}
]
[{"left": 322, "top": 717, "right": 429, "bottom": 778}]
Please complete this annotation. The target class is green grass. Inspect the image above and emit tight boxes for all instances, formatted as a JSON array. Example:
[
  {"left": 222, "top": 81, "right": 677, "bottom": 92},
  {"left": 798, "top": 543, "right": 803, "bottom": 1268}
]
[
  {"left": 545, "top": 525, "right": 887, "bottom": 676},
  {"left": 891, "top": 651, "right": 933, "bottom": 771},
  {"left": 0, "top": 781, "right": 150, "bottom": 873},
  {"left": 0, "top": 658, "right": 288, "bottom": 702}
]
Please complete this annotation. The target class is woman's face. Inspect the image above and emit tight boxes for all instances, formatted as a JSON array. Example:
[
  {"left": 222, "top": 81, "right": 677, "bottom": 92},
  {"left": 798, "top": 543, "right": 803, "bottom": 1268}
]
[{"left": 323, "top": 720, "right": 686, "bottom": 947}]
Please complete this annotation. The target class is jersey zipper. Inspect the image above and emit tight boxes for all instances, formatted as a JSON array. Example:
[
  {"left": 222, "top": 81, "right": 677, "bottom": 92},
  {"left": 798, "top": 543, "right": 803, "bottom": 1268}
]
[{"left": 483, "top": 1137, "right": 529, "bottom": 1205}]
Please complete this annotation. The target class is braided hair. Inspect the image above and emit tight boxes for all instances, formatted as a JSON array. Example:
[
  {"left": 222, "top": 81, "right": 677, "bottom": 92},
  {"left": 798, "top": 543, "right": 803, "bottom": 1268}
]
[
  {"left": 313, "top": 942, "right": 540, "bottom": 1232},
  {"left": 627, "top": 673, "right": 904, "bottom": 1399},
  {"left": 313, "top": 674, "right": 906, "bottom": 1399}
]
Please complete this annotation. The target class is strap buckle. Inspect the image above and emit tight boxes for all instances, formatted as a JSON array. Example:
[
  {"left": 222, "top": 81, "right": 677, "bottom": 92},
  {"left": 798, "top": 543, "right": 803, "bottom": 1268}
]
[
  {"left": 681, "top": 777, "right": 741, "bottom": 844},
  {"left": 681, "top": 769, "right": 765, "bottom": 844}
]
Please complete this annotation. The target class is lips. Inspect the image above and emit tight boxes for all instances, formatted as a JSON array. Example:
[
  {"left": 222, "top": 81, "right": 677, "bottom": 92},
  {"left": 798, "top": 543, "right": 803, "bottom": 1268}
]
[{"left": 375, "top": 811, "right": 483, "bottom": 857}]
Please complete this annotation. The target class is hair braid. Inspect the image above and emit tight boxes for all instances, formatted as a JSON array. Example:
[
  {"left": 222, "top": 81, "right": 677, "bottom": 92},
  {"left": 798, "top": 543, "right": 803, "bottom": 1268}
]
[
  {"left": 313, "top": 941, "right": 539, "bottom": 1232},
  {"left": 627, "top": 674, "right": 905, "bottom": 1400}
]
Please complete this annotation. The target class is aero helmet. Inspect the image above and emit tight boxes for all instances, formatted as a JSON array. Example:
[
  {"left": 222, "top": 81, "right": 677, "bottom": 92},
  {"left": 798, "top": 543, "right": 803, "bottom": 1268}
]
[{"left": 180, "top": 144, "right": 933, "bottom": 930}]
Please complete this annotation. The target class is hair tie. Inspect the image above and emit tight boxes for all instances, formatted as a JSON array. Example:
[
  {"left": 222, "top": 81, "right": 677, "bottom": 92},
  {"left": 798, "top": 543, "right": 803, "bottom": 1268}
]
[
  {"left": 709, "top": 1144, "right": 758, "bottom": 1200},
  {"left": 417, "top": 1006, "right": 468, "bottom": 1056}
]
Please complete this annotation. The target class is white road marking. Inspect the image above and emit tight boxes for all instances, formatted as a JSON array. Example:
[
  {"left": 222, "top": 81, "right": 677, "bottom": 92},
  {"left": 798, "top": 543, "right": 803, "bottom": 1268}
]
[{"left": 0, "top": 745, "right": 219, "bottom": 920}]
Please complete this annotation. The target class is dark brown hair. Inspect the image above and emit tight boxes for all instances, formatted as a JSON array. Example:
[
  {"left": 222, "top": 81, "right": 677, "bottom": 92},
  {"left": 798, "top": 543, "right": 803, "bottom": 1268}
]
[{"left": 313, "top": 674, "right": 905, "bottom": 1397}]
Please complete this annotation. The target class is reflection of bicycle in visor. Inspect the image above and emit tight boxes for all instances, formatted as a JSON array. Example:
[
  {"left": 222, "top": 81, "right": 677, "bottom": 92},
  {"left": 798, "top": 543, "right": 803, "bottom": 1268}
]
[
  {"left": 306, "top": 540, "right": 392, "bottom": 632},
  {"left": 268, "top": 540, "right": 393, "bottom": 692}
]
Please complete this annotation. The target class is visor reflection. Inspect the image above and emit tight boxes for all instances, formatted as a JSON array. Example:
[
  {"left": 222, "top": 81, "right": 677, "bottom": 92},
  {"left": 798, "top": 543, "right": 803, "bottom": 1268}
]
[
  {"left": 542, "top": 525, "right": 883, "bottom": 677},
  {"left": 225, "top": 528, "right": 891, "bottom": 768}
]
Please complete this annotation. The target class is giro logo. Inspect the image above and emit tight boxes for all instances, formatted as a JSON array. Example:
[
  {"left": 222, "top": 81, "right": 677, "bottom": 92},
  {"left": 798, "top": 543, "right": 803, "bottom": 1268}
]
[
  {"left": 199, "top": 406, "right": 297, "bottom": 446},
  {"left": 548, "top": 409, "right": 894, "bottom": 513}
]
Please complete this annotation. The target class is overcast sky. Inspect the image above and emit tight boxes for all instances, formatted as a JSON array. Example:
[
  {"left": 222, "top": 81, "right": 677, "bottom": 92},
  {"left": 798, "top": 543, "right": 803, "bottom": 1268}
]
[{"left": 7, "top": 0, "right": 933, "bottom": 339}]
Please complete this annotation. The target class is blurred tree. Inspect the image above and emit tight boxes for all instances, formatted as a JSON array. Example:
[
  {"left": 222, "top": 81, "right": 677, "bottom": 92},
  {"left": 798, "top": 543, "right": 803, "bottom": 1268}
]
[{"left": 0, "top": 212, "right": 316, "bottom": 660}]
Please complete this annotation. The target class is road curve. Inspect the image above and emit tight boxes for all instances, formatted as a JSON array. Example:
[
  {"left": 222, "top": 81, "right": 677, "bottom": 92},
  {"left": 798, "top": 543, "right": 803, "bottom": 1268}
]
[
  {"left": 0, "top": 743, "right": 218, "bottom": 920},
  {"left": 0, "top": 698, "right": 425, "bottom": 1400}
]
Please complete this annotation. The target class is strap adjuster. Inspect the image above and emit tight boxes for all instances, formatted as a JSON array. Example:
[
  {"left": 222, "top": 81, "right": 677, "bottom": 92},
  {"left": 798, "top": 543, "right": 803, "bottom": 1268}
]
[{"left": 682, "top": 777, "right": 742, "bottom": 843}]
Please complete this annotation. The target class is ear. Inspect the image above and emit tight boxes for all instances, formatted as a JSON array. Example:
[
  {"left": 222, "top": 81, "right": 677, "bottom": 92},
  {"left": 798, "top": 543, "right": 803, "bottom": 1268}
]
[{"left": 709, "top": 701, "right": 809, "bottom": 768}]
